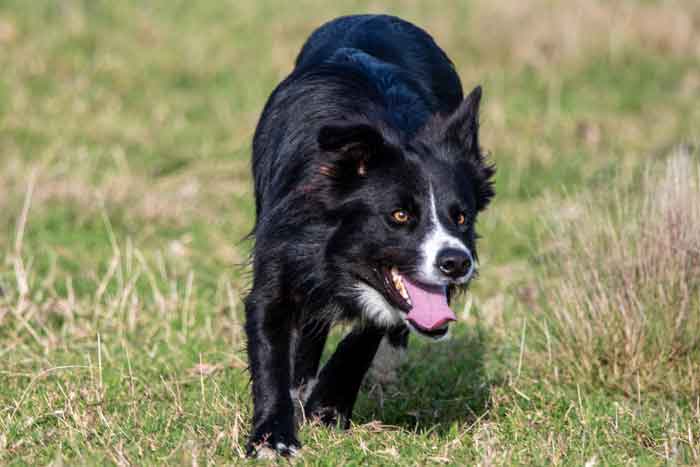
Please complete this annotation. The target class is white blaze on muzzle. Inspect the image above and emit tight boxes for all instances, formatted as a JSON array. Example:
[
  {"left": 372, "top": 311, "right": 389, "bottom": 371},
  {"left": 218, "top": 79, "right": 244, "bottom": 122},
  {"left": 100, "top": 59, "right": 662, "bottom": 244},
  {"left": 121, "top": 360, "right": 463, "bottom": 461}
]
[{"left": 418, "top": 185, "right": 474, "bottom": 285}]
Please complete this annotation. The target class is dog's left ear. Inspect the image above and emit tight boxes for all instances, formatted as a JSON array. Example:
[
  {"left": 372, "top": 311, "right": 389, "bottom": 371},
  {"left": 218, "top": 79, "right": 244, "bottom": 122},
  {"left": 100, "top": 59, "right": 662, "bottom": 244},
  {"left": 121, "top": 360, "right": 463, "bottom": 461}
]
[
  {"left": 443, "top": 85, "right": 482, "bottom": 156},
  {"left": 317, "top": 123, "right": 385, "bottom": 176},
  {"left": 442, "top": 86, "right": 495, "bottom": 211}
]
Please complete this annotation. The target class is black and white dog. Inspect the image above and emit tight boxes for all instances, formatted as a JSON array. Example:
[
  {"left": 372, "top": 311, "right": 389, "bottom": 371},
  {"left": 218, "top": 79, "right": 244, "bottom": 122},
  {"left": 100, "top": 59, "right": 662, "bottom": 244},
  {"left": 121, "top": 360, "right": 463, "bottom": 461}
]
[{"left": 245, "top": 14, "right": 494, "bottom": 457}]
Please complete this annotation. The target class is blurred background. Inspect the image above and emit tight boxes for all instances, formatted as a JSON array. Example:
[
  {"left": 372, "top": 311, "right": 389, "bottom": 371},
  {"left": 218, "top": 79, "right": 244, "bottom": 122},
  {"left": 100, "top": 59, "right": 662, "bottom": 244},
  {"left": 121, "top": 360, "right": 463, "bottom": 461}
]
[{"left": 1, "top": 1, "right": 699, "bottom": 464}]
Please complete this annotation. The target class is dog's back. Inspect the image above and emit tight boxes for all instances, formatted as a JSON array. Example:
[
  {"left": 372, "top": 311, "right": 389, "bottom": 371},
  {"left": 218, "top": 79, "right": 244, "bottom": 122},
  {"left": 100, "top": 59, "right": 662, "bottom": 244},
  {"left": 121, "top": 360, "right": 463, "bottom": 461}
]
[{"left": 295, "top": 15, "right": 463, "bottom": 115}]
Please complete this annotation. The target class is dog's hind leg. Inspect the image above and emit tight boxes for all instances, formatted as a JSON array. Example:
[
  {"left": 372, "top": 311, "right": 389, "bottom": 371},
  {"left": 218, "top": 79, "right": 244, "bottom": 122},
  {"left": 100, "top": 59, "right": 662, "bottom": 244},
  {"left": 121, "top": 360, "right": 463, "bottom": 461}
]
[
  {"left": 304, "top": 324, "right": 384, "bottom": 428},
  {"left": 244, "top": 293, "right": 300, "bottom": 457},
  {"left": 369, "top": 325, "right": 409, "bottom": 386},
  {"left": 291, "top": 319, "right": 330, "bottom": 420}
]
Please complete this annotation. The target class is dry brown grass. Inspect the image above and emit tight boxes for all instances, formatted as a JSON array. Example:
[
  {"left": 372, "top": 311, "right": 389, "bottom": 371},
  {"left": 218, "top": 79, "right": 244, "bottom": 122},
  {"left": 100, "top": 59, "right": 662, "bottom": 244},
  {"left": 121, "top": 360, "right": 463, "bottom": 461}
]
[
  {"left": 472, "top": 0, "right": 700, "bottom": 70},
  {"left": 529, "top": 147, "right": 700, "bottom": 394}
]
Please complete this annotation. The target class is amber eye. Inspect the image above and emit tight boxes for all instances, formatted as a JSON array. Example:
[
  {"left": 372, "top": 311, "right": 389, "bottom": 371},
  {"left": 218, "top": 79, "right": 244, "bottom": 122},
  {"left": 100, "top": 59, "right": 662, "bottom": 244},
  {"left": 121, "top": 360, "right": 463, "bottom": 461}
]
[
  {"left": 391, "top": 210, "right": 410, "bottom": 224},
  {"left": 456, "top": 213, "right": 466, "bottom": 225}
]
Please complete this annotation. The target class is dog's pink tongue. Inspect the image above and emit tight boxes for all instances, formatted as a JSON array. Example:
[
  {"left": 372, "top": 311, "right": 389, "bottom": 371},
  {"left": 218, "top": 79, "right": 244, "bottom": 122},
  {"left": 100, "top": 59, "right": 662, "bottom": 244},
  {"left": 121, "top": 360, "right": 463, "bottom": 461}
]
[{"left": 404, "top": 279, "right": 456, "bottom": 331}]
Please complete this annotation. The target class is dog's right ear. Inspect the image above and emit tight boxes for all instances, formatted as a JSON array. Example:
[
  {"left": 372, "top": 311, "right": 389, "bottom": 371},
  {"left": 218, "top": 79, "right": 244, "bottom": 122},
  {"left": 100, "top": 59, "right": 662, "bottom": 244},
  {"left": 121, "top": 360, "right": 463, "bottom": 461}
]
[{"left": 317, "top": 123, "right": 385, "bottom": 176}]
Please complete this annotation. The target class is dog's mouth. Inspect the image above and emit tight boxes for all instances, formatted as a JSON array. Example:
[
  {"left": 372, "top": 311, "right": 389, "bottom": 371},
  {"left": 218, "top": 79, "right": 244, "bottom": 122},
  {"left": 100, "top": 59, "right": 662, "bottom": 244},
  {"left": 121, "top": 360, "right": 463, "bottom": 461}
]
[{"left": 381, "top": 266, "right": 456, "bottom": 338}]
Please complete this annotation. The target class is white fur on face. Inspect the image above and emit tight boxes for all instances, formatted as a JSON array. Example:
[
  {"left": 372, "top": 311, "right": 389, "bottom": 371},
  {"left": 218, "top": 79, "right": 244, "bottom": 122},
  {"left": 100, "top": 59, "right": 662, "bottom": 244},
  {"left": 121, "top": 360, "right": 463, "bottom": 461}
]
[
  {"left": 417, "top": 185, "right": 474, "bottom": 285},
  {"left": 354, "top": 186, "right": 476, "bottom": 328},
  {"left": 354, "top": 282, "right": 403, "bottom": 327}
]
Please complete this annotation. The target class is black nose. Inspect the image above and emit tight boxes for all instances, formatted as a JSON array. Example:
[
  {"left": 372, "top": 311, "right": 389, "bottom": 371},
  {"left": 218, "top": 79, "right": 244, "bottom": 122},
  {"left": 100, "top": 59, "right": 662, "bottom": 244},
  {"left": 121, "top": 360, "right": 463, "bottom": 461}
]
[{"left": 437, "top": 248, "right": 472, "bottom": 279}]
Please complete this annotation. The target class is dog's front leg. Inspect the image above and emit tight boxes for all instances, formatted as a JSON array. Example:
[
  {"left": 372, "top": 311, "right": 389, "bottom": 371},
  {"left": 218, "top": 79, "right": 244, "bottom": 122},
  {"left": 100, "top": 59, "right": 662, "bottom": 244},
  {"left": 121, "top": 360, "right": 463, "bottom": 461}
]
[
  {"left": 244, "top": 294, "right": 299, "bottom": 457},
  {"left": 305, "top": 324, "right": 384, "bottom": 428}
]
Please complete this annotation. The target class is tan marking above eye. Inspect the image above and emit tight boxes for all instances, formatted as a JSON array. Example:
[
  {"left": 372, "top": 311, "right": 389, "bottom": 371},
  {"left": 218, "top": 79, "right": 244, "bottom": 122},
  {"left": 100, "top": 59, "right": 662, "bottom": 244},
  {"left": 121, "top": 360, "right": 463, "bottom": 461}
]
[
  {"left": 457, "top": 213, "right": 466, "bottom": 225},
  {"left": 392, "top": 210, "right": 410, "bottom": 223}
]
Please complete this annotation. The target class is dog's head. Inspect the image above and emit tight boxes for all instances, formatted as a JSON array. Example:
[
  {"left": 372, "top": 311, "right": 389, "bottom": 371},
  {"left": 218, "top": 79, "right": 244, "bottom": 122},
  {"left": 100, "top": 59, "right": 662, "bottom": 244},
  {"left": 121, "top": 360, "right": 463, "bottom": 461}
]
[{"left": 316, "top": 86, "right": 494, "bottom": 339}]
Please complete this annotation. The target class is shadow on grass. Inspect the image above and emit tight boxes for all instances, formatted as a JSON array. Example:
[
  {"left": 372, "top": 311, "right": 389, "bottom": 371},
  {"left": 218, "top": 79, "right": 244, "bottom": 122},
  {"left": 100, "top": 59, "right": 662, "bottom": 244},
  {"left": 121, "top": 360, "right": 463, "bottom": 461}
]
[{"left": 354, "top": 325, "right": 493, "bottom": 435}]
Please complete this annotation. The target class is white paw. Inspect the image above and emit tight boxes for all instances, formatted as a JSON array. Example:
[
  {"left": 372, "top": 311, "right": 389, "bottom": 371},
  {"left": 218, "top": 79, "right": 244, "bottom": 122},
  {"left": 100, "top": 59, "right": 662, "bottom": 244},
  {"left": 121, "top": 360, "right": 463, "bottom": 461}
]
[
  {"left": 254, "top": 442, "right": 300, "bottom": 459},
  {"left": 276, "top": 442, "right": 299, "bottom": 457}
]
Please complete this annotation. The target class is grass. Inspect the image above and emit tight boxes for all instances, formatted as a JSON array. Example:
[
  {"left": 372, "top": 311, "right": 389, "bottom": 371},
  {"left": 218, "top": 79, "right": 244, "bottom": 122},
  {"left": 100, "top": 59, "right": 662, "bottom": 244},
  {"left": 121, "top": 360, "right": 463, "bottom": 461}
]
[
  {"left": 1, "top": 0, "right": 700, "bottom": 464},
  {"left": 527, "top": 150, "right": 700, "bottom": 395}
]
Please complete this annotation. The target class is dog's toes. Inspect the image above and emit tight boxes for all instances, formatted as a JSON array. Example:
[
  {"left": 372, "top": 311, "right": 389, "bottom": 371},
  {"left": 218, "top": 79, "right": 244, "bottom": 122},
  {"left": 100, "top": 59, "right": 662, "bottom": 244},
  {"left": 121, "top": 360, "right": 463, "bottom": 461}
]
[
  {"left": 307, "top": 405, "right": 350, "bottom": 430},
  {"left": 276, "top": 441, "right": 301, "bottom": 457},
  {"left": 247, "top": 430, "right": 301, "bottom": 458},
  {"left": 252, "top": 442, "right": 300, "bottom": 459}
]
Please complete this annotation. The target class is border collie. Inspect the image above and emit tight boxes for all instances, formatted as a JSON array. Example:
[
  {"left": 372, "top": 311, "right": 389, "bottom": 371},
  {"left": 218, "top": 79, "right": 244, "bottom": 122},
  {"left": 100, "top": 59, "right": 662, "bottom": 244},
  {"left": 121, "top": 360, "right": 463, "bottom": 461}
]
[{"left": 245, "top": 14, "right": 494, "bottom": 457}]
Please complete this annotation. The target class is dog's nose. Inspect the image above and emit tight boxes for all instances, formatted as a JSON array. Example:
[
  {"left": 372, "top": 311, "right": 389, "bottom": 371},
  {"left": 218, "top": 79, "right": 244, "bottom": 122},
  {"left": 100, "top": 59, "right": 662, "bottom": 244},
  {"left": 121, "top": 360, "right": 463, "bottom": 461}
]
[{"left": 437, "top": 248, "right": 472, "bottom": 279}]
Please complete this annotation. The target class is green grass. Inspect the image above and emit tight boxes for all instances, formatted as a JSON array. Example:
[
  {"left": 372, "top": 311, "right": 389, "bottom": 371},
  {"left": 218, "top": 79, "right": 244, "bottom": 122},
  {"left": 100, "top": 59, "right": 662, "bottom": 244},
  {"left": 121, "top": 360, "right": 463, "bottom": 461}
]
[{"left": 2, "top": 0, "right": 700, "bottom": 464}]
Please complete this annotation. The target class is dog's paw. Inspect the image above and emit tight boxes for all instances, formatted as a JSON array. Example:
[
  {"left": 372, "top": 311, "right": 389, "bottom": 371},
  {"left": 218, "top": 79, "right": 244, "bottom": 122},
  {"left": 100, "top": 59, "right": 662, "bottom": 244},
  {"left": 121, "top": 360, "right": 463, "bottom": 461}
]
[
  {"left": 246, "top": 424, "right": 301, "bottom": 458},
  {"left": 307, "top": 405, "right": 350, "bottom": 430},
  {"left": 252, "top": 442, "right": 300, "bottom": 459}
]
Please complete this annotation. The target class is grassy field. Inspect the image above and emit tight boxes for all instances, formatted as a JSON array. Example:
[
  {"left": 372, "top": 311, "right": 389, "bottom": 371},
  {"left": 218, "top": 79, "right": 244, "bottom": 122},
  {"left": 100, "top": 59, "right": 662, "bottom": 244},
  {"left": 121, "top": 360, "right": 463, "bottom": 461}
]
[{"left": 1, "top": 0, "right": 700, "bottom": 464}]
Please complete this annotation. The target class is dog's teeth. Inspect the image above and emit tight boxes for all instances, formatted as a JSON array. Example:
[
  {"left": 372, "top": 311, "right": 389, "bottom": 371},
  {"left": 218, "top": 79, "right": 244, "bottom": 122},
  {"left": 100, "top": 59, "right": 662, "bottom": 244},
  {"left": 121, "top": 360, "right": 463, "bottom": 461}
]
[{"left": 389, "top": 268, "right": 410, "bottom": 302}]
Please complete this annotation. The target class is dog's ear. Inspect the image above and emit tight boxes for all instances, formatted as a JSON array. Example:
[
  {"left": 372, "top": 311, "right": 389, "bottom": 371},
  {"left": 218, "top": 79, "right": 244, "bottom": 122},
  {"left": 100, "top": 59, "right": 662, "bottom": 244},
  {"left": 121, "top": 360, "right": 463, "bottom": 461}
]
[
  {"left": 443, "top": 85, "right": 482, "bottom": 156},
  {"left": 317, "top": 123, "right": 385, "bottom": 176},
  {"left": 442, "top": 86, "right": 495, "bottom": 211}
]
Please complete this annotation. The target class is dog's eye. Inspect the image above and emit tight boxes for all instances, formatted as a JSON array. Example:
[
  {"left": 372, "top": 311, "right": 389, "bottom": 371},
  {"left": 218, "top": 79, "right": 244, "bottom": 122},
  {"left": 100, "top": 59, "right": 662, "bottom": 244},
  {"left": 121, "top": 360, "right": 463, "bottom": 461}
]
[
  {"left": 391, "top": 210, "right": 410, "bottom": 224},
  {"left": 456, "top": 212, "right": 466, "bottom": 225}
]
